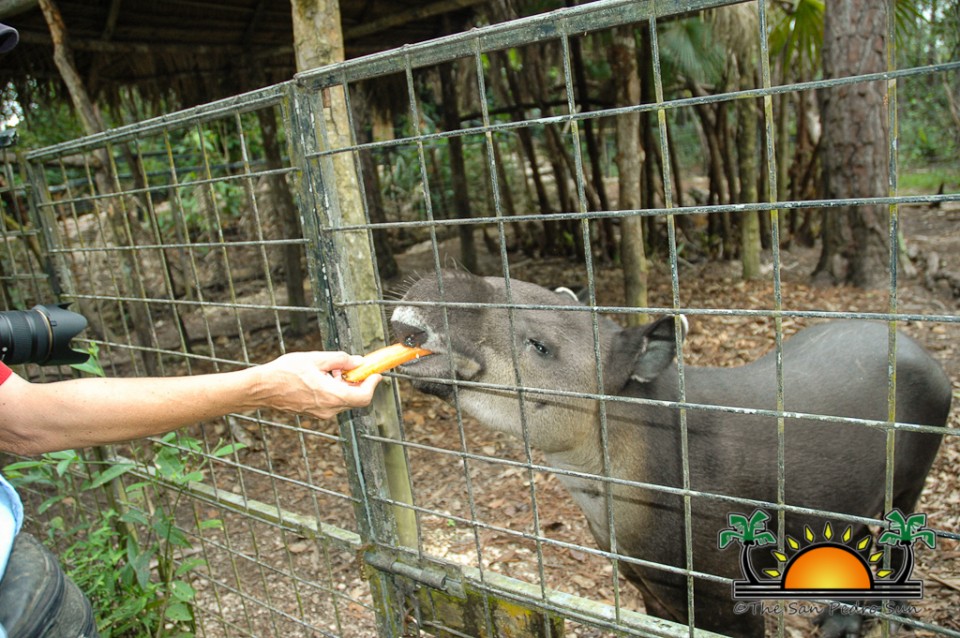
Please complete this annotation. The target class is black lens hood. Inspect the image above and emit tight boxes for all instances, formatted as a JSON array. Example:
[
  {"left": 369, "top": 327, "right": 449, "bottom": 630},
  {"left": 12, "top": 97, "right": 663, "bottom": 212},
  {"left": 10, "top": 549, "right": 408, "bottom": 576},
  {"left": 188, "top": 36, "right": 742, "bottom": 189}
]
[{"left": 30, "top": 304, "right": 88, "bottom": 365}]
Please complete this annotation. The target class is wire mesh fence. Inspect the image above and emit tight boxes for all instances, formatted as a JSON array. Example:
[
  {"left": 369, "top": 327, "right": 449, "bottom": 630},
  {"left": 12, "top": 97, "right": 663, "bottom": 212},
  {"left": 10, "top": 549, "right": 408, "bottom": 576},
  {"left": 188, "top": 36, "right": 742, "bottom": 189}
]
[{"left": 1, "top": 0, "right": 959, "bottom": 636}]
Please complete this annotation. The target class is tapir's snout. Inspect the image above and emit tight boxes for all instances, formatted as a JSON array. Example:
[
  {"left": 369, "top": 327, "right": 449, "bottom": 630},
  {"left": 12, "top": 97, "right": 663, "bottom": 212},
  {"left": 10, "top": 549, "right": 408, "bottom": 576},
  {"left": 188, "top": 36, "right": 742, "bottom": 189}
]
[{"left": 392, "top": 321, "right": 429, "bottom": 349}]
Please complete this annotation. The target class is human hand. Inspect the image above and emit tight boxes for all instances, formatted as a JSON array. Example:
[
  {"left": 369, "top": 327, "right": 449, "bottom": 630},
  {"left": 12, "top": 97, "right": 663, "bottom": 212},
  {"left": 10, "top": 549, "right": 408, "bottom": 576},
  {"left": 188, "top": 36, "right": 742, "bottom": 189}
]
[{"left": 249, "top": 351, "right": 381, "bottom": 419}]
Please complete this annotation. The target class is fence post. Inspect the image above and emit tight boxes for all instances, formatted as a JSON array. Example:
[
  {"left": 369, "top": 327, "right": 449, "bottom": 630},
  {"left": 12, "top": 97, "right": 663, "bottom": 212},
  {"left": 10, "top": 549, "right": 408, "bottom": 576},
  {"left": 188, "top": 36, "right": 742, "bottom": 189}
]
[{"left": 284, "top": 80, "right": 419, "bottom": 634}]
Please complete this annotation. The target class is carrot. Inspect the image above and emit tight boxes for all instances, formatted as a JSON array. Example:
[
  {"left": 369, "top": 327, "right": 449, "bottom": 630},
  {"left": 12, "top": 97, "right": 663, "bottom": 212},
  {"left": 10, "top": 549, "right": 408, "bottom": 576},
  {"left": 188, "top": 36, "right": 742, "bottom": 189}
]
[{"left": 343, "top": 343, "right": 432, "bottom": 383}]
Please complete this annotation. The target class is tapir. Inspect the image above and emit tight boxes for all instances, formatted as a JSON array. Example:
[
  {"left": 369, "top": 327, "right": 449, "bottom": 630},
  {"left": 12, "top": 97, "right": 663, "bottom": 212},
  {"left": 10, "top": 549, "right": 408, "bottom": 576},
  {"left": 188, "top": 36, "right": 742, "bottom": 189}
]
[{"left": 390, "top": 270, "right": 951, "bottom": 637}]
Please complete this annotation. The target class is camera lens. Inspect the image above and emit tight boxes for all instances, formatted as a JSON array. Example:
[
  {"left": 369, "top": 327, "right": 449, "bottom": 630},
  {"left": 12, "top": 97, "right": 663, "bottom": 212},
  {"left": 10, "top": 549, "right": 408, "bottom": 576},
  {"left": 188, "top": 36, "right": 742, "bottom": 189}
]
[
  {"left": 0, "top": 309, "right": 52, "bottom": 365},
  {"left": 0, "top": 304, "right": 87, "bottom": 365}
]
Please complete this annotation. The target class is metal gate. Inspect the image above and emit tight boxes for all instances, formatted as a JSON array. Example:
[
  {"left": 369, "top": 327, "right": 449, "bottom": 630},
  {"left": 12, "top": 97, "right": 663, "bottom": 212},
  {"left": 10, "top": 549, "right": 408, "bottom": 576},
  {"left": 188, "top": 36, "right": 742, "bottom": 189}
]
[{"left": 1, "top": 0, "right": 958, "bottom": 636}]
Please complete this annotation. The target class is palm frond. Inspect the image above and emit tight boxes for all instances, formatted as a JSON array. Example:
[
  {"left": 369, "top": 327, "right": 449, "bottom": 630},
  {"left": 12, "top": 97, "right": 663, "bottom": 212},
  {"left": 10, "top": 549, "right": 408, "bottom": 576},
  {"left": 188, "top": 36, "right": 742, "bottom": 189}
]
[{"left": 659, "top": 17, "right": 725, "bottom": 86}]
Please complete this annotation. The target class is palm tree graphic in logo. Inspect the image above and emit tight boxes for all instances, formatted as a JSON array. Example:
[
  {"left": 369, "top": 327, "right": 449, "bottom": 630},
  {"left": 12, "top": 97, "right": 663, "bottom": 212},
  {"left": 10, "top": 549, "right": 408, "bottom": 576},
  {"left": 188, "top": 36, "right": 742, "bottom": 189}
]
[{"left": 719, "top": 509, "right": 933, "bottom": 600}]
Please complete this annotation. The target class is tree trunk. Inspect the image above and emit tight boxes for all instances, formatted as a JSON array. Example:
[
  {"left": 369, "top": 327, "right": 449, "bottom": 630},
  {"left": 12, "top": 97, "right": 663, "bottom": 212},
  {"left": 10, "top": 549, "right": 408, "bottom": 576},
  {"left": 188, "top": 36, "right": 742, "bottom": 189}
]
[
  {"left": 610, "top": 27, "right": 648, "bottom": 326},
  {"left": 568, "top": 26, "right": 615, "bottom": 261},
  {"left": 737, "top": 74, "right": 761, "bottom": 280},
  {"left": 814, "top": 0, "right": 889, "bottom": 288},
  {"left": 528, "top": 46, "right": 579, "bottom": 257},
  {"left": 495, "top": 51, "right": 556, "bottom": 254},
  {"left": 257, "top": 108, "right": 309, "bottom": 335},
  {"left": 438, "top": 60, "right": 478, "bottom": 272}
]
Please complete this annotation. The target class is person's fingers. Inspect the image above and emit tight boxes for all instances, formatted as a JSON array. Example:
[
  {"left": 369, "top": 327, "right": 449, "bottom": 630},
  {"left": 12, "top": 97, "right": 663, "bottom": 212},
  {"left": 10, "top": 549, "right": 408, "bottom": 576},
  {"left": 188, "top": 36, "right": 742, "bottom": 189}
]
[
  {"left": 357, "top": 373, "right": 381, "bottom": 397},
  {"left": 338, "top": 372, "right": 381, "bottom": 406},
  {"left": 314, "top": 351, "right": 354, "bottom": 371}
]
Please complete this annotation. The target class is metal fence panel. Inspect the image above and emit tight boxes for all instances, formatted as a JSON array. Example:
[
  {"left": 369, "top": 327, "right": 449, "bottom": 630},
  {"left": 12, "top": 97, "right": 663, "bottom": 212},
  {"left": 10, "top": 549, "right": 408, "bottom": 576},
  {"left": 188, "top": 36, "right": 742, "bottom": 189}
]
[{"left": 1, "top": 0, "right": 958, "bottom": 636}]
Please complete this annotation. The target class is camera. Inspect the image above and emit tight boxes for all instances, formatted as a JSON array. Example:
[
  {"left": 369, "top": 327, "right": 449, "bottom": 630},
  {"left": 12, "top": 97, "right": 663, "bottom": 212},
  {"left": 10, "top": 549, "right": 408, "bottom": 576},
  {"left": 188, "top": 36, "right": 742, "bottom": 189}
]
[{"left": 0, "top": 303, "right": 88, "bottom": 365}]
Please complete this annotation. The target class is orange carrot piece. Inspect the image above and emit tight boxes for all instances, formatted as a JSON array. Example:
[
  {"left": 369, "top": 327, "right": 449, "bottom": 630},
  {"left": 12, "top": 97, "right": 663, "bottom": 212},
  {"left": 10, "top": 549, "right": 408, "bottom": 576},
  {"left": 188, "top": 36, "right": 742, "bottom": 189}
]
[{"left": 343, "top": 343, "right": 432, "bottom": 383}]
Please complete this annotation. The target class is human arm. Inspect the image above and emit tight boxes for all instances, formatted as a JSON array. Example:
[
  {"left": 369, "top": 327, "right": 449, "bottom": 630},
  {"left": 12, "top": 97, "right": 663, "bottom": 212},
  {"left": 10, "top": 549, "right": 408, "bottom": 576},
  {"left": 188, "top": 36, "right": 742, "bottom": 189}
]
[{"left": 0, "top": 351, "right": 381, "bottom": 456}]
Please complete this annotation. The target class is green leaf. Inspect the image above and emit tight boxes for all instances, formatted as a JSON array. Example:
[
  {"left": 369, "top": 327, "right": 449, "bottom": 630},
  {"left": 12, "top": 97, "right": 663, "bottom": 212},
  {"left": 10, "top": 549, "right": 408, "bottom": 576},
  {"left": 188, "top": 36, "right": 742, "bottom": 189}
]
[
  {"left": 182, "top": 471, "right": 205, "bottom": 484},
  {"left": 126, "top": 539, "right": 155, "bottom": 590},
  {"left": 884, "top": 509, "right": 908, "bottom": 531},
  {"left": 164, "top": 602, "right": 194, "bottom": 622},
  {"left": 198, "top": 519, "right": 223, "bottom": 530},
  {"left": 70, "top": 343, "right": 105, "bottom": 377},
  {"left": 89, "top": 463, "right": 135, "bottom": 489},
  {"left": 727, "top": 513, "right": 749, "bottom": 531},
  {"left": 38, "top": 494, "right": 65, "bottom": 515},
  {"left": 119, "top": 509, "right": 150, "bottom": 526},
  {"left": 174, "top": 558, "right": 208, "bottom": 578},
  {"left": 211, "top": 442, "right": 247, "bottom": 458},
  {"left": 3, "top": 460, "right": 44, "bottom": 472},
  {"left": 123, "top": 480, "right": 151, "bottom": 494},
  {"left": 55, "top": 457, "right": 73, "bottom": 477},
  {"left": 747, "top": 510, "right": 770, "bottom": 527},
  {"left": 170, "top": 580, "right": 196, "bottom": 602},
  {"left": 70, "top": 356, "right": 105, "bottom": 377},
  {"left": 154, "top": 450, "right": 184, "bottom": 478}
]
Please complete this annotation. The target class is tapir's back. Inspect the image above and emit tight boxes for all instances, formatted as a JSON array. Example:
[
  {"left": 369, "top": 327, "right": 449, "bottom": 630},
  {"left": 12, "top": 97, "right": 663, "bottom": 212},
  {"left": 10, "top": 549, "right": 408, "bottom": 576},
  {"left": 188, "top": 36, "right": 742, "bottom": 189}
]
[
  {"left": 687, "top": 321, "right": 951, "bottom": 425},
  {"left": 679, "top": 320, "right": 949, "bottom": 515}
]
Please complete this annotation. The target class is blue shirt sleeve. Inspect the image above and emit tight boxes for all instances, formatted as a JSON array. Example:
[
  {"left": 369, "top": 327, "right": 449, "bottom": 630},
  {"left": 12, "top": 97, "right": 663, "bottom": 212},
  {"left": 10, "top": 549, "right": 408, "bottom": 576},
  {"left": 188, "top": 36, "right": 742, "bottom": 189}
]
[{"left": 0, "top": 471, "right": 23, "bottom": 581}]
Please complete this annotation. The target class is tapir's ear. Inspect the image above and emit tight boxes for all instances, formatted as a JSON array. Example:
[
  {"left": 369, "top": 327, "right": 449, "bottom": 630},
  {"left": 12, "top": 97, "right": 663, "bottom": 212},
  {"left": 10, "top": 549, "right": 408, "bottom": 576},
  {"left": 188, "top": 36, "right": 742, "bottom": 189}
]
[
  {"left": 552, "top": 285, "right": 588, "bottom": 304},
  {"left": 618, "top": 315, "right": 687, "bottom": 384}
]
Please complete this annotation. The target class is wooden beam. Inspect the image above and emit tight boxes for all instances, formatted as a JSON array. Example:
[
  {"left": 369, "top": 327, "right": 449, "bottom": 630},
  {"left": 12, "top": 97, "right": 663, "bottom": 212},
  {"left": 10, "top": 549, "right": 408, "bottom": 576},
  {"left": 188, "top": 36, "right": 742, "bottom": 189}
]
[
  {"left": 241, "top": 0, "right": 267, "bottom": 45},
  {"left": 16, "top": 28, "right": 292, "bottom": 59},
  {"left": 343, "top": 0, "right": 488, "bottom": 40},
  {"left": 100, "top": 0, "right": 122, "bottom": 41}
]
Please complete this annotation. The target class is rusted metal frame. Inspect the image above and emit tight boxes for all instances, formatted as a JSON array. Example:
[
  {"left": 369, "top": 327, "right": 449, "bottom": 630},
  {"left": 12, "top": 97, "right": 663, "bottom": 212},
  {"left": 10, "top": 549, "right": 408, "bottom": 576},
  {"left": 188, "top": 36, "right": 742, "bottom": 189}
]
[
  {"left": 297, "top": 0, "right": 737, "bottom": 88},
  {"left": 284, "top": 79, "right": 413, "bottom": 638}
]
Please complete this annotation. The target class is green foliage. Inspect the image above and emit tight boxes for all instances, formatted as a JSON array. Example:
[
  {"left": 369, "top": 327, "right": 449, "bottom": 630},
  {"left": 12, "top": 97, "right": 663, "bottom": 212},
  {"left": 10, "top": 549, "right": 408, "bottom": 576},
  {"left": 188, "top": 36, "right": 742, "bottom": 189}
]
[
  {"left": 769, "top": 0, "right": 824, "bottom": 76},
  {"left": 70, "top": 342, "right": 106, "bottom": 378},
  {"left": 4, "top": 432, "right": 242, "bottom": 637},
  {"left": 163, "top": 126, "right": 248, "bottom": 240},
  {"left": 658, "top": 17, "right": 725, "bottom": 86},
  {"left": 896, "top": 0, "right": 960, "bottom": 168}
]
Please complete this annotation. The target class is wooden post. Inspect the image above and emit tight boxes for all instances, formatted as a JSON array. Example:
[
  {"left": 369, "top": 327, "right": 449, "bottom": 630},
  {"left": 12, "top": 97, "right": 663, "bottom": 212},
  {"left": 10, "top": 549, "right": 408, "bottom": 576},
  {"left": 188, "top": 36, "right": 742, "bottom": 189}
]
[{"left": 290, "top": 0, "right": 418, "bottom": 552}]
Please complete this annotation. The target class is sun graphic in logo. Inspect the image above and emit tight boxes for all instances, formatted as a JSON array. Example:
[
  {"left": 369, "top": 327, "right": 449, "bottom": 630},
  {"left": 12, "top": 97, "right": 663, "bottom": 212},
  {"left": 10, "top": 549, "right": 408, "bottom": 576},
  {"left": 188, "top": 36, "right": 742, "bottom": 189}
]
[
  {"left": 766, "top": 524, "right": 879, "bottom": 591},
  {"left": 719, "top": 509, "right": 933, "bottom": 601}
]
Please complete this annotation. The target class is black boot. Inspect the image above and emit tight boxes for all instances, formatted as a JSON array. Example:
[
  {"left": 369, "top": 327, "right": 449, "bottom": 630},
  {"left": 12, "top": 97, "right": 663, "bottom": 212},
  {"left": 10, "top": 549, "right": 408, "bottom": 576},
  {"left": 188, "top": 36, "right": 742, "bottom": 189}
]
[{"left": 0, "top": 533, "right": 98, "bottom": 638}]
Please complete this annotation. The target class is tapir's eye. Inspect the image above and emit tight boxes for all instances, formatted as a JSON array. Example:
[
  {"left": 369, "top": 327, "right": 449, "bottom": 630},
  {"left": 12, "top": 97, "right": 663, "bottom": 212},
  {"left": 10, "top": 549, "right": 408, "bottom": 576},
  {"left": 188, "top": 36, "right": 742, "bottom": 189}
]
[{"left": 528, "top": 338, "right": 551, "bottom": 357}]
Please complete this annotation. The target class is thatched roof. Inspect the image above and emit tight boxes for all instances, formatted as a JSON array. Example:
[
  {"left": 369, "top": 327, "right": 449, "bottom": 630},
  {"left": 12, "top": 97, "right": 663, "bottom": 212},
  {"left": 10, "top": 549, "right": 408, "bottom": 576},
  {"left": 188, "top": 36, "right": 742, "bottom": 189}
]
[{"left": 0, "top": 0, "right": 488, "bottom": 109}]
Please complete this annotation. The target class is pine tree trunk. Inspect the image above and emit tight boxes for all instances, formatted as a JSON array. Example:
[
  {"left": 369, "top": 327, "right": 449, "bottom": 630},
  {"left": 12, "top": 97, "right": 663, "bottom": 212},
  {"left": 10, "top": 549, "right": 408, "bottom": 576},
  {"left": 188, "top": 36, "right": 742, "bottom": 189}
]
[
  {"left": 814, "top": 0, "right": 889, "bottom": 288},
  {"left": 439, "top": 60, "right": 477, "bottom": 273}
]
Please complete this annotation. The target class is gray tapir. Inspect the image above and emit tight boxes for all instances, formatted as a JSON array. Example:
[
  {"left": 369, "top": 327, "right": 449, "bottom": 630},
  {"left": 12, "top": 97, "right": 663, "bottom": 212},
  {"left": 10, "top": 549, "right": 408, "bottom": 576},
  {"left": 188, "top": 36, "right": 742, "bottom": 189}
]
[{"left": 390, "top": 270, "right": 951, "bottom": 637}]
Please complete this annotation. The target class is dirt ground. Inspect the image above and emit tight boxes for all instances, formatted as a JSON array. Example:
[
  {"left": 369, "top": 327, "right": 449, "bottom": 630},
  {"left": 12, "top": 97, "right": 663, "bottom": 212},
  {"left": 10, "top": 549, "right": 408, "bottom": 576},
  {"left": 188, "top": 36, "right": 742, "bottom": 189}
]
[{"left": 152, "top": 201, "right": 960, "bottom": 637}]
